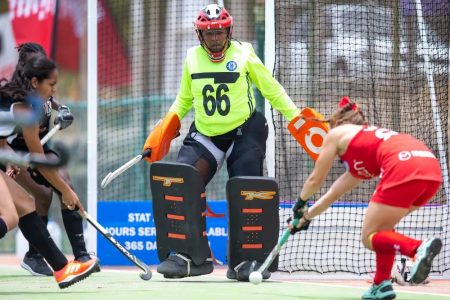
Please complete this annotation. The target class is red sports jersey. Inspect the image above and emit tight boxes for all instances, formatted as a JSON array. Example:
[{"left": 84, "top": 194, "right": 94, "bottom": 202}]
[{"left": 340, "top": 126, "right": 442, "bottom": 189}]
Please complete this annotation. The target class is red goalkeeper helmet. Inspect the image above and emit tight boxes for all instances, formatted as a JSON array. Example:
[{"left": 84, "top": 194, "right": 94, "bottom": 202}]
[{"left": 195, "top": 4, "right": 233, "bottom": 62}]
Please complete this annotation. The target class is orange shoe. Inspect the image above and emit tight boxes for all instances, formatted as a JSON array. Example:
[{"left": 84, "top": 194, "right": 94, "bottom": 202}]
[{"left": 54, "top": 257, "right": 98, "bottom": 289}]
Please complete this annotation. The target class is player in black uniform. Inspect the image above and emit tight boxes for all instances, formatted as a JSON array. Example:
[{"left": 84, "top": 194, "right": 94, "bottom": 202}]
[
  {"left": 0, "top": 58, "right": 98, "bottom": 289},
  {"left": 8, "top": 44, "right": 99, "bottom": 275}
]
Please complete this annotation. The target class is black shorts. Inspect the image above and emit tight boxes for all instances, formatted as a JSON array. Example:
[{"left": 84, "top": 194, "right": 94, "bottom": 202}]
[
  {"left": 0, "top": 143, "right": 54, "bottom": 176},
  {"left": 8, "top": 142, "right": 58, "bottom": 188},
  {"left": 8, "top": 141, "right": 53, "bottom": 154},
  {"left": 177, "top": 111, "right": 268, "bottom": 185}
]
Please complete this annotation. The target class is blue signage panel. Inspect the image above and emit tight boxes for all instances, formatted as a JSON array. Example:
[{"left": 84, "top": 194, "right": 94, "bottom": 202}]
[{"left": 97, "top": 201, "right": 228, "bottom": 266}]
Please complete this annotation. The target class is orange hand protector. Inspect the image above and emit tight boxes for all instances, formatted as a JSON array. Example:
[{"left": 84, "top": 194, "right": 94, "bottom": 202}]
[
  {"left": 287, "top": 107, "right": 329, "bottom": 161},
  {"left": 143, "top": 112, "right": 181, "bottom": 163}
]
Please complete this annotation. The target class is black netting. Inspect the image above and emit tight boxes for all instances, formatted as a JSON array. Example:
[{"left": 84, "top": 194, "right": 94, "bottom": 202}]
[
  {"left": 274, "top": 0, "right": 449, "bottom": 274},
  {"left": 97, "top": 0, "right": 449, "bottom": 275},
  {"left": 97, "top": 0, "right": 265, "bottom": 201}
]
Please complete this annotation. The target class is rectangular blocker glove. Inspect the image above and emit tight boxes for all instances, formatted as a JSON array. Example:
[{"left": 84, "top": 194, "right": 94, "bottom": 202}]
[{"left": 287, "top": 107, "right": 329, "bottom": 161}]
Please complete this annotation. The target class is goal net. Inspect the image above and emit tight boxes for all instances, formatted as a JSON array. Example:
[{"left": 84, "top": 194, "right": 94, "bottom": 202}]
[
  {"left": 271, "top": 0, "right": 449, "bottom": 275},
  {"left": 97, "top": 0, "right": 264, "bottom": 202},
  {"left": 96, "top": 0, "right": 449, "bottom": 275}
]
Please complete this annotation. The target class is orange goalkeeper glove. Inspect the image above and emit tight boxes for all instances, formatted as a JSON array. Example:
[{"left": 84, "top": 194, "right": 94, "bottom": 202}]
[
  {"left": 287, "top": 107, "right": 329, "bottom": 161},
  {"left": 142, "top": 112, "right": 181, "bottom": 163}
]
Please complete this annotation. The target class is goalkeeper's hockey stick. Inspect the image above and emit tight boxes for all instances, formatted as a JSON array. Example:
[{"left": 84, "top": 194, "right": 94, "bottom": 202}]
[
  {"left": 249, "top": 218, "right": 299, "bottom": 284},
  {"left": 80, "top": 210, "right": 152, "bottom": 281},
  {"left": 101, "top": 149, "right": 151, "bottom": 189}
]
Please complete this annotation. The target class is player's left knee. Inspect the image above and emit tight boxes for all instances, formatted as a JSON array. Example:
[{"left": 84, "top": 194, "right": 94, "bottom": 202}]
[{"left": 361, "top": 232, "right": 375, "bottom": 250}]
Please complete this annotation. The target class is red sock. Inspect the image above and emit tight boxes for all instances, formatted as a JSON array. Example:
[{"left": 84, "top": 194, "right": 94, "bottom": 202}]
[
  {"left": 371, "top": 230, "right": 422, "bottom": 257},
  {"left": 373, "top": 252, "right": 395, "bottom": 285}
]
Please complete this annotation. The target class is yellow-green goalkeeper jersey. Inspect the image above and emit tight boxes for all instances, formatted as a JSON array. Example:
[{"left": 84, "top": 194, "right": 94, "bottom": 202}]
[{"left": 169, "top": 41, "right": 299, "bottom": 136}]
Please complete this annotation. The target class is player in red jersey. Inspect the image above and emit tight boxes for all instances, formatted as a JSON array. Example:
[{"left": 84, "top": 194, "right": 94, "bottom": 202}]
[{"left": 290, "top": 97, "right": 442, "bottom": 300}]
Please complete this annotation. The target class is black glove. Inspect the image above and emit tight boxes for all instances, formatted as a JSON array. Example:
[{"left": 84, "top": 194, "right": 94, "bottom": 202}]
[
  {"left": 287, "top": 216, "right": 311, "bottom": 234},
  {"left": 288, "top": 197, "right": 311, "bottom": 234},
  {"left": 292, "top": 197, "right": 308, "bottom": 219},
  {"left": 54, "top": 105, "right": 74, "bottom": 129}
]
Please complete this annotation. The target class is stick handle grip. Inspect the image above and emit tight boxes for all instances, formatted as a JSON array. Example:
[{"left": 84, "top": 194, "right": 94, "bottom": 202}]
[
  {"left": 40, "top": 123, "right": 61, "bottom": 146},
  {"left": 141, "top": 148, "right": 151, "bottom": 158}
]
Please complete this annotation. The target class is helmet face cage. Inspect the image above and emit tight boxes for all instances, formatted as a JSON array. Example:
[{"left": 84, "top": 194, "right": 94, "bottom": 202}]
[{"left": 194, "top": 4, "right": 233, "bottom": 62}]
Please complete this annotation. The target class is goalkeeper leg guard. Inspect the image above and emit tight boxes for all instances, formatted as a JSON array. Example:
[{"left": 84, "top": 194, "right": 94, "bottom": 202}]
[
  {"left": 150, "top": 162, "right": 211, "bottom": 278},
  {"left": 226, "top": 176, "right": 279, "bottom": 281}
]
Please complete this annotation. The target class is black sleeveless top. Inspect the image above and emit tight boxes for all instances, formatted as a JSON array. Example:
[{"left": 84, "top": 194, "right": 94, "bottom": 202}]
[{"left": 8, "top": 96, "right": 52, "bottom": 152}]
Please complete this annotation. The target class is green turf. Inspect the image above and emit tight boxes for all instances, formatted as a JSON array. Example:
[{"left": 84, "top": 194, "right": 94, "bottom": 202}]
[{"left": 0, "top": 267, "right": 448, "bottom": 300}]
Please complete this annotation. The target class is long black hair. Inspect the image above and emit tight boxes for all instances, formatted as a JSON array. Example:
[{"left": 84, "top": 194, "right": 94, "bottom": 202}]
[
  {"left": 10, "top": 42, "right": 47, "bottom": 85},
  {"left": 0, "top": 56, "right": 56, "bottom": 104}
]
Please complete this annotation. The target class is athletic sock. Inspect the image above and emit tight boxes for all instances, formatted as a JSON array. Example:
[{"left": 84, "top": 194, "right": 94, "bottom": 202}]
[
  {"left": 61, "top": 209, "right": 88, "bottom": 258},
  {"left": 373, "top": 251, "right": 395, "bottom": 284},
  {"left": 0, "top": 217, "right": 7, "bottom": 239},
  {"left": 27, "top": 215, "right": 48, "bottom": 256},
  {"left": 19, "top": 212, "right": 67, "bottom": 271},
  {"left": 371, "top": 230, "right": 422, "bottom": 257}
]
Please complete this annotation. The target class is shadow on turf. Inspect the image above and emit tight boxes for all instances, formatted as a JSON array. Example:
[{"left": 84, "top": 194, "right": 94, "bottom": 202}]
[
  {"left": 153, "top": 279, "right": 285, "bottom": 284},
  {"left": 0, "top": 274, "right": 37, "bottom": 279},
  {"left": 0, "top": 292, "right": 98, "bottom": 296}
]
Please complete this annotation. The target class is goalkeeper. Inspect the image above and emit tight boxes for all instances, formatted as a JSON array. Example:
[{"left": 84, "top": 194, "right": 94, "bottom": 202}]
[
  {"left": 289, "top": 97, "right": 442, "bottom": 300},
  {"left": 143, "top": 4, "right": 303, "bottom": 280}
]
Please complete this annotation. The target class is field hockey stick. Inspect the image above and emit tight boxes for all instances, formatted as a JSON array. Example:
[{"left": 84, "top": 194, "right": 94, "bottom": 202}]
[
  {"left": 80, "top": 210, "right": 152, "bottom": 280},
  {"left": 11, "top": 124, "right": 62, "bottom": 167},
  {"left": 249, "top": 218, "right": 299, "bottom": 284},
  {"left": 0, "top": 143, "right": 69, "bottom": 168},
  {"left": 0, "top": 113, "right": 19, "bottom": 126},
  {"left": 40, "top": 123, "right": 61, "bottom": 146},
  {"left": 101, "top": 149, "right": 151, "bottom": 189}
]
